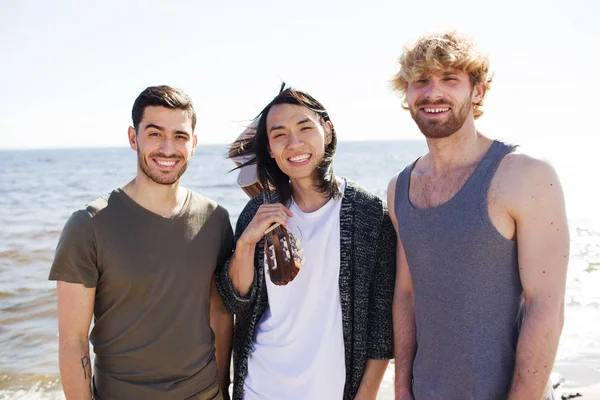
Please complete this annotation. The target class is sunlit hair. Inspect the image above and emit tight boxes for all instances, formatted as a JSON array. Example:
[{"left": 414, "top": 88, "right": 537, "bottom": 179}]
[
  {"left": 131, "top": 85, "right": 196, "bottom": 131},
  {"left": 229, "top": 84, "right": 340, "bottom": 206},
  {"left": 391, "top": 30, "right": 493, "bottom": 119}
]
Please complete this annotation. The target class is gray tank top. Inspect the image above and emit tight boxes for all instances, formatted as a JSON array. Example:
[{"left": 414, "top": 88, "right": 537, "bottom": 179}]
[{"left": 395, "top": 140, "right": 522, "bottom": 400}]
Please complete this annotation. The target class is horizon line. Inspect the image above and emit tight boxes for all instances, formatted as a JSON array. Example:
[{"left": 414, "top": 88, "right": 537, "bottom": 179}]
[{"left": 0, "top": 138, "right": 426, "bottom": 152}]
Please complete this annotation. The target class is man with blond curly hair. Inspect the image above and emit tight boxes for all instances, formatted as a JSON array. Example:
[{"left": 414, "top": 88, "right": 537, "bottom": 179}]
[{"left": 387, "top": 31, "right": 568, "bottom": 400}]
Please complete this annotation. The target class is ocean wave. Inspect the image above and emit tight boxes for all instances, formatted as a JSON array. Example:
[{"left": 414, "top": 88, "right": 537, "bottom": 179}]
[
  {"left": 0, "top": 388, "right": 64, "bottom": 400},
  {"left": 0, "top": 249, "right": 54, "bottom": 265},
  {"left": 0, "top": 373, "right": 61, "bottom": 395}
]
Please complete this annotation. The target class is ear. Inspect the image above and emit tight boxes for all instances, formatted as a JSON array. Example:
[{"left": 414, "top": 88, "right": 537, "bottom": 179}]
[
  {"left": 191, "top": 133, "right": 198, "bottom": 155},
  {"left": 323, "top": 120, "right": 333, "bottom": 145},
  {"left": 471, "top": 82, "right": 485, "bottom": 105},
  {"left": 128, "top": 126, "right": 137, "bottom": 151}
]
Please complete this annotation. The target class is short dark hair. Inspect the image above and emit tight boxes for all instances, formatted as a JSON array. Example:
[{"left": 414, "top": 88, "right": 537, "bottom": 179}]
[
  {"left": 231, "top": 85, "right": 339, "bottom": 205},
  {"left": 131, "top": 85, "right": 196, "bottom": 131}
]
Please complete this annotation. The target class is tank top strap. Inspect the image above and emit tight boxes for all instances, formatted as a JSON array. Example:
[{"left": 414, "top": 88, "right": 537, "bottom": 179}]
[
  {"left": 471, "top": 140, "right": 516, "bottom": 201},
  {"left": 394, "top": 158, "right": 419, "bottom": 213}
]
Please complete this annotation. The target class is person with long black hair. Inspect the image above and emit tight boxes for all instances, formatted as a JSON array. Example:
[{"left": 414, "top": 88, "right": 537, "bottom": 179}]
[{"left": 216, "top": 85, "right": 396, "bottom": 400}]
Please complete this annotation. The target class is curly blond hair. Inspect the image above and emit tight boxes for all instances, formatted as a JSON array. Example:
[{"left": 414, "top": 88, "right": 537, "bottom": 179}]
[{"left": 391, "top": 31, "right": 493, "bottom": 119}]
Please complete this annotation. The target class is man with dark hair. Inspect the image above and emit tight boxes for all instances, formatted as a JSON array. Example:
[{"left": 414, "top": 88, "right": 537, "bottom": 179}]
[
  {"left": 49, "top": 85, "right": 234, "bottom": 399},
  {"left": 216, "top": 86, "right": 396, "bottom": 399},
  {"left": 388, "top": 31, "right": 569, "bottom": 400}
]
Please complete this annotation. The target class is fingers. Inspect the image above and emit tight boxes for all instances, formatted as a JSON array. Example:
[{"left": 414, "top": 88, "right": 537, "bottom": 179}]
[
  {"left": 255, "top": 204, "right": 290, "bottom": 228},
  {"left": 239, "top": 204, "right": 293, "bottom": 246},
  {"left": 259, "top": 203, "right": 293, "bottom": 217},
  {"left": 283, "top": 206, "right": 293, "bottom": 218}
]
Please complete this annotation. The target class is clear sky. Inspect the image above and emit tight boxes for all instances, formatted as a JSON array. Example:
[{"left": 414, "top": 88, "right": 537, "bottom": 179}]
[{"left": 0, "top": 0, "right": 598, "bottom": 149}]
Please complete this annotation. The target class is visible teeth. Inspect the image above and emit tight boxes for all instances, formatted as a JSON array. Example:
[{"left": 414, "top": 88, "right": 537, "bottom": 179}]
[
  {"left": 424, "top": 108, "right": 449, "bottom": 113},
  {"left": 157, "top": 160, "right": 176, "bottom": 166},
  {"left": 289, "top": 154, "right": 310, "bottom": 162}
]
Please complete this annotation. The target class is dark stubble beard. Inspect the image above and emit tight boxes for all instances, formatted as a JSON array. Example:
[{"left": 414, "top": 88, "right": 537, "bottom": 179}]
[
  {"left": 138, "top": 151, "right": 188, "bottom": 185},
  {"left": 410, "top": 97, "right": 472, "bottom": 139}
]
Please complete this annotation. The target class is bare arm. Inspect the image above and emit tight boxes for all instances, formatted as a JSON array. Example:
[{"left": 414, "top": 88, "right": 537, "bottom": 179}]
[
  {"left": 355, "top": 359, "right": 389, "bottom": 400},
  {"left": 507, "top": 158, "right": 569, "bottom": 400},
  {"left": 228, "top": 204, "right": 292, "bottom": 297},
  {"left": 388, "top": 175, "right": 416, "bottom": 400},
  {"left": 57, "top": 281, "right": 95, "bottom": 400},
  {"left": 210, "top": 274, "right": 233, "bottom": 400}
]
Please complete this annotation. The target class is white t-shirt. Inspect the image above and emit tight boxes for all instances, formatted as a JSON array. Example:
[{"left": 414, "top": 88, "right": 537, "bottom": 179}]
[{"left": 244, "top": 182, "right": 346, "bottom": 400}]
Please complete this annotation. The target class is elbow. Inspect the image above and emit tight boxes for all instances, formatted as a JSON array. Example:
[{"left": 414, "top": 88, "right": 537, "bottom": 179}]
[
  {"left": 522, "top": 293, "right": 565, "bottom": 337},
  {"left": 58, "top": 331, "right": 89, "bottom": 347}
]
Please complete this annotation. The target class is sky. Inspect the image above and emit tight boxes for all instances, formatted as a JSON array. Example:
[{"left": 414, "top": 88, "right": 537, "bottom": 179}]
[{"left": 0, "top": 0, "right": 598, "bottom": 150}]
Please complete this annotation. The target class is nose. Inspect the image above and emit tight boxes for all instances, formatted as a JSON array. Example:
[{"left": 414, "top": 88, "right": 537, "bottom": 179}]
[
  {"left": 159, "top": 137, "right": 176, "bottom": 155},
  {"left": 286, "top": 131, "right": 303, "bottom": 149},
  {"left": 424, "top": 80, "right": 444, "bottom": 101}
]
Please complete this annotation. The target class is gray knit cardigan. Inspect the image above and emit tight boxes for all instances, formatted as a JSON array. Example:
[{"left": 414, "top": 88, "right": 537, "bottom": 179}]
[{"left": 216, "top": 179, "right": 396, "bottom": 400}]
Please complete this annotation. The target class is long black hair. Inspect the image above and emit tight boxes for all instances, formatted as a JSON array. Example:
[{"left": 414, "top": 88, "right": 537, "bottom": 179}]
[{"left": 230, "top": 84, "right": 340, "bottom": 205}]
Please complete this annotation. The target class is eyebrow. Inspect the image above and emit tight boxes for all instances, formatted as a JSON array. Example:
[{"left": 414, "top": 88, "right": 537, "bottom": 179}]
[
  {"left": 174, "top": 130, "right": 191, "bottom": 137},
  {"left": 144, "top": 124, "right": 191, "bottom": 137},
  {"left": 269, "top": 118, "right": 313, "bottom": 133},
  {"left": 144, "top": 123, "right": 165, "bottom": 131}
]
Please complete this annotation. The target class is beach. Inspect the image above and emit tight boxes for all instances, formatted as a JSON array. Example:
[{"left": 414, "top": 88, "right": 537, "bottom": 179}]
[{"left": 1, "top": 140, "right": 599, "bottom": 399}]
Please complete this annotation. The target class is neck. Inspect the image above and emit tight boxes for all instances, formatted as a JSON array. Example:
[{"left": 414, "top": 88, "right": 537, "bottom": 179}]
[
  {"left": 122, "top": 172, "right": 186, "bottom": 218},
  {"left": 423, "top": 119, "right": 490, "bottom": 175},
  {"left": 289, "top": 176, "right": 338, "bottom": 213}
]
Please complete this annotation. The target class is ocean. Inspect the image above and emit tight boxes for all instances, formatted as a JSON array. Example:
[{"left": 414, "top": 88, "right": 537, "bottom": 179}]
[{"left": 1, "top": 141, "right": 599, "bottom": 399}]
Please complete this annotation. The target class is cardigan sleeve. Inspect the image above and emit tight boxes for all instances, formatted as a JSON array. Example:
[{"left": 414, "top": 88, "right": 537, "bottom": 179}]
[
  {"left": 215, "top": 196, "right": 263, "bottom": 315},
  {"left": 367, "top": 201, "right": 397, "bottom": 359}
]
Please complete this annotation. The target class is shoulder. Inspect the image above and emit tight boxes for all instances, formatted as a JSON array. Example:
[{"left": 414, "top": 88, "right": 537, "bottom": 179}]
[
  {"left": 494, "top": 146, "right": 563, "bottom": 213},
  {"left": 64, "top": 192, "right": 111, "bottom": 230},
  {"left": 234, "top": 192, "right": 269, "bottom": 228},
  {"left": 343, "top": 180, "right": 387, "bottom": 221},
  {"left": 188, "top": 190, "right": 218, "bottom": 209},
  {"left": 188, "top": 189, "right": 225, "bottom": 211},
  {"left": 187, "top": 190, "right": 232, "bottom": 223},
  {"left": 245, "top": 192, "right": 267, "bottom": 213},
  {"left": 344, "top": 179, "right": 381, "bottom": 203},
  {"left": 60, "top": 208, "right": 98, "bottom": 244},
  {"left": 385, "top": 159, "right": 419, "bottom": 211},
  {"left": 497, "top": 147, "right": 561, "bottom": 188},
  {"left": 386, "top": 171, "right": 401, "bottom": 205}
]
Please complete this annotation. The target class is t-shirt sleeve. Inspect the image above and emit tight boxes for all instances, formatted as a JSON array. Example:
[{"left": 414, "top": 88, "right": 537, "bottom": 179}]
[{"left": 48, "top": 210, "right": 99, "bottom": 288}]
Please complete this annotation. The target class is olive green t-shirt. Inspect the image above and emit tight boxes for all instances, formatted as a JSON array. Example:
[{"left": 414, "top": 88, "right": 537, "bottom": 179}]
[{"left": 49, "top": 189, "right": 233, "bottom": 400}]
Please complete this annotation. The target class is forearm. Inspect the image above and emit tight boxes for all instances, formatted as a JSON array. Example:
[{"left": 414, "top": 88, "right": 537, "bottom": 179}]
[
  {"left": 59, "top": 338, "right": 93, "bottom": 400},
  {"left": 508, "top": 301, "right": 564, "bottom": 400},
  {"left": 355, "top": 359, "right": 389, "bottom": 400},
  {"left": 211, "top": 311, "right": 233, "bottom": 398},
  {"left": 228, "top": 242, "right": 256, "bottom": 297},
  {"left": 394, "top": 292, "right": 416, "bottom": 398}
]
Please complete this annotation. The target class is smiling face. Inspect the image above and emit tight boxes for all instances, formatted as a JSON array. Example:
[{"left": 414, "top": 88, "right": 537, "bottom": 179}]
[
  {"left": 128, "top": 106, "right": 197, "bottom": 185},
  {"left": 406, "top": 68, "right": 483, "bottom": 139},
  {"left": 266, "top": 103, "right": 332, "bottom": 186}
]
